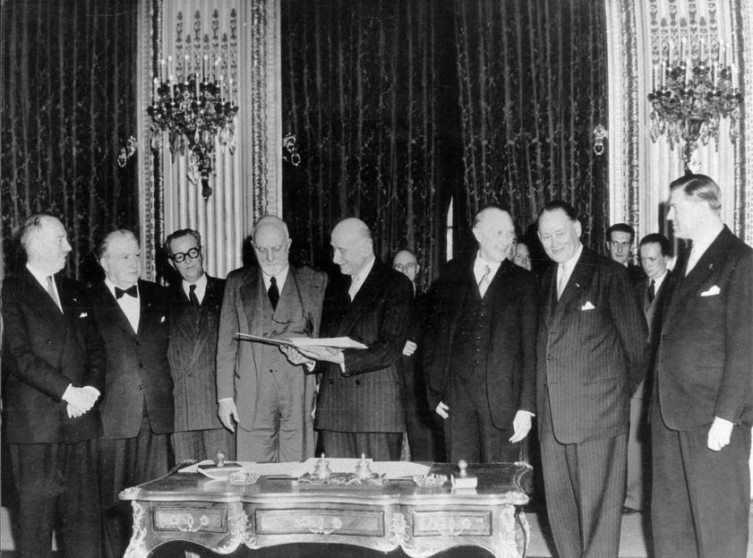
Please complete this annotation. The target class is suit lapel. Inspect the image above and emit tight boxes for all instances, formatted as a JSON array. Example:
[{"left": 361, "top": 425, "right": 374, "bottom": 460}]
[
  {"left": 555, "top": 250, "right": 593, "bottom": 310},
  {"left": 337, "top": 261, "right": 384, "bottom": 336},
  {"left": 664, "top": 229, "right": 729, "bottom": 324}
]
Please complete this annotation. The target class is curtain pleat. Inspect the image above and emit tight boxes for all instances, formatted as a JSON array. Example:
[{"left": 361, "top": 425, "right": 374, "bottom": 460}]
[
  {"left": 452, "top": 0, "right": 609, "bottom": 258},
  {"left": 1, "top": 0, "right": 139, "bottom": 281}
]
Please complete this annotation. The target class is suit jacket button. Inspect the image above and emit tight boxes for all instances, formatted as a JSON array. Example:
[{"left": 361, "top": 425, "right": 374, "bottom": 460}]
[
  {"left": 355, "top": 379, "right": 361, "bottom": 386},
  {"left": 138, "top": 385, "right": 143, "bottom": 390},
  {"left": 546, "top": 355, "right": 552, "bottom": 361},
  {"left": 329, "top": 379, "right": 334, "bottom": 385},
  {"left": 139, "top": 363, "right": 143, "bottom": 368}
]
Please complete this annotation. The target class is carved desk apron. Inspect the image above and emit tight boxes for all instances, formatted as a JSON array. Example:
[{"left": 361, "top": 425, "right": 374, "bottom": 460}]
[{"left": 119, "top": 462, "right": 531, "bottom": 558}]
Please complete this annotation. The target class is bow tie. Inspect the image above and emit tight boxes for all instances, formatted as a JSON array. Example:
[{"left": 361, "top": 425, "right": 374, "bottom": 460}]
[{"left": 115, "top": 285, "right": 138, "bottom": 299}]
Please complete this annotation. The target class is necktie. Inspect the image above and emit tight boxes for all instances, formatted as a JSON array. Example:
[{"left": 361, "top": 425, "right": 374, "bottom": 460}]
[
  {"left": 478, "top": 265, "right": 491, "bottom": 297},
  {"left": 556, "top": 264, "right": 567, "bottom": 300},
  {"left": 647, "top": 280, "right": 655, "bottom": 303},
  {"left": 47, "top": 276, "right": 62, "bottom": 313},
  {"left": 115, "top": 285, "right": 138, "bottom": 299},
  {"left": 268, "top": 276, "right": 279, "bottom": 310},
  {"left": 348, "top": 276, "right": 359, "bottom": 302},
  {"left": 189, "top": 284, "right": 200, "bottom": 308}
]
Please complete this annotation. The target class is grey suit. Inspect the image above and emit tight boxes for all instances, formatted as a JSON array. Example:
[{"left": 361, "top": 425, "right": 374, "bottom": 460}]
[{"left": 217, "top": 265, "right": 327, "bottom": 462}]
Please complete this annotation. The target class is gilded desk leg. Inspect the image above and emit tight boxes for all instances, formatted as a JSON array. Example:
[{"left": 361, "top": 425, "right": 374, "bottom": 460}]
[{"left": 124, "top": 501, "right": 149, "bottom": 558}]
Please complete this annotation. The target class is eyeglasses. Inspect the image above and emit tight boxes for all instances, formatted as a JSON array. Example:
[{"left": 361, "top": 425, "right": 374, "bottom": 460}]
[
  {"left": 393, "top": 263, "right": 417, "bottom": 272},
  {"left": 170, "top": 247, "right": 201, "bottom": 263}
]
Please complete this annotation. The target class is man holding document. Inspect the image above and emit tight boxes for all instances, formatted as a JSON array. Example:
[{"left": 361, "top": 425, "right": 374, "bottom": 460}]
[
  {"left": 295, "top": 218, "right": 413, "bottom": 461},
  {"left": 216, "top": 216, "right": 327, "bottom": 462}
]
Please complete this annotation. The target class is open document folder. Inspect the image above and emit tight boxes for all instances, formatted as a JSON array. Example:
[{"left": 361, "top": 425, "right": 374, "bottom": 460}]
[{"left": 236, "top": 333, "right": 367, "bottom": 350}]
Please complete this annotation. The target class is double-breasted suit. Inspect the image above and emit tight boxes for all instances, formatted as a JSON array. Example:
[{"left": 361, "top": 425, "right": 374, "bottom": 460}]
[
  {"left": 168, "top": 275, "right": 234, "bottom": 461},
  {"left": 216, "top": 265, "right": 327, "bottom": 461},
  {"left": 537, "top": 247, "right": 647, "bottom": 558},
  {"left": 651, "top": 227, "right": 753, "bottom": 557},
  {"left": 88, "top": 279, "right": 173, "bottom": 558},
  {"left": 314, "top": 259, "right": 413, "bottom": 459},
  {"left": 425, "top": 257, "right": 537, "bottom": 462},
  {"left": 2, "top": 269, "right": 105, "bottom": 558}
]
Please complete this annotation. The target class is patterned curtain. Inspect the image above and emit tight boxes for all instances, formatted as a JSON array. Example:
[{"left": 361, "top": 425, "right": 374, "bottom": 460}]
[
  {"left": 281, "top": 0, "right": 446, "bottom": 289},
  {"left": 1, "top": 0, "right": 139, "bottom": 281},
  {"left": 282, "top": 0, "right": 608, "bottom": 284},
  {"left": 452, "top": 0, "right": 609, "bottom": 256}
]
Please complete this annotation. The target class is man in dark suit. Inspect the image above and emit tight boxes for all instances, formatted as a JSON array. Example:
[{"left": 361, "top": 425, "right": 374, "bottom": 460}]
[
  {"left": 393, "top": 249, "right": 442, "bottom": 461},
  {"left": 424, "top": 207, "right": 537, "bottom": 463},
  {"left": 606, "top": 223, "right": 646, "bottom": 285},
  {"left": 165, "top": 228, "right": 234, "bottom": 462},
  {"left": 651, "top": 174, "right": 753, "bottom": 558},
  {"left": 2, "top": 213, "right": 104, "bottom": 558},
  {"left": 88, "top": 229, "right": 174, "bottom": 558},
  {"left": 299, "top": 218, "right": 412, "bottom": 461},
  {"left": 216, "top": 216, "right": 327, "bottom": 462},
  {"left": 537, "top": 201, "right": 647, "bottom": 558},
  {"left": 623, "top": 233, "right": 672, "bottom": 515}
]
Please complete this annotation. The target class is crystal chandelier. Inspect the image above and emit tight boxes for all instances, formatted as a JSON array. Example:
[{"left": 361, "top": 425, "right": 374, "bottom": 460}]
[
  {"left": 648, "top": 39, "right": 742, "bottom": 169},
  {"left": 148, "top": 55, "right": 238, "bottom": 199}
]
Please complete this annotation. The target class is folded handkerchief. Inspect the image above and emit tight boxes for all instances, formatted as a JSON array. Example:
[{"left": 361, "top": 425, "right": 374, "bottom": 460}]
[
  {"left": 700, "top": 285, "right": 720, "bottom": 297},
  {"left": 160, "top": 315, "right": 166, "bottom": 323},
  {"left": 79, "top": 312, "right": 88, "bottom": 318},
  {"left": 581, "top": 301, "right": 595, "bottom": 311}
]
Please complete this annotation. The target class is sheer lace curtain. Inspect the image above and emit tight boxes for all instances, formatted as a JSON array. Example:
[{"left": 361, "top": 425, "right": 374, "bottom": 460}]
[{"left": 143, "top": 0, "right": 282, "bottom": 280}]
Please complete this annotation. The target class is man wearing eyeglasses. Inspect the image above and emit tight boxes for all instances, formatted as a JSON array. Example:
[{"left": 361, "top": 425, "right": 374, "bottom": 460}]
[
  {"left": 216, "top": 216, "right": 327, "bottom": 462},
  {"left": 165, "top": 229, "right": 234, "bottom": 463}
]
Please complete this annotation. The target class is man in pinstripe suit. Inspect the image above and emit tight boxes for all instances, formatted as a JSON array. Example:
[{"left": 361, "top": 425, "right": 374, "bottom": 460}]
[
  {"left": 536, "top": 201, "right": 647, "bottom": 558},
  {"left": 165, "top": 229, "right": 234, "bottom": 462},
  {"left": 299, "top": 218, "right": 413, "bottom": 461}
]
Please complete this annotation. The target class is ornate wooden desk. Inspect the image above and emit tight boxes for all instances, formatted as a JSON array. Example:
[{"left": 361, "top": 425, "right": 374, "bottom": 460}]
[{"left": 119, "top": 462, "right": 531, "bottom": 558}]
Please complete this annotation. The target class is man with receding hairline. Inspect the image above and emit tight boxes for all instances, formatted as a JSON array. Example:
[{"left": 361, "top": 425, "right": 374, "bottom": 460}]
[
  {"left": 424, "top": 206, "right": 537, "bottom": 464},
  {"left": 652, "top": 174, "right": 753, "bottom": 558},
  {"left": 216, "top": 215, "right": 327, "bottom": 462},
  {"left": 537, "top": 201, "right": 646, "bottom": 558},
  {"left": 3, "top": 212, "right": 105, "bottom": 558},
  {"left": 299, "top": 217, "right": 412, "bottom": 460},
  {"left": 88, "top": 229, "right": 174, "bottom": 558}
]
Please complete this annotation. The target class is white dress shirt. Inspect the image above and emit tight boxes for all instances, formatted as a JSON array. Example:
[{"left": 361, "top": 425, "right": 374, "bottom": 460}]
[
  {"left": 105, "top": 278, "right": 140, "bottom": 333},
  {"left": 182, "top": 273, "right": 208, "bottom": 305}
]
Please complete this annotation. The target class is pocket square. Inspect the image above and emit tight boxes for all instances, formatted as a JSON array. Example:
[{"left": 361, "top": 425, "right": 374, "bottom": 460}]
[
  {"left": 78, "top": 312, "right": 88, "bottom": 318},
  {"left": 700, "top": 285, "right": 720, "bottom": 297},
  {"left": 581, "top": 301, "right": 595, "bottom": 311},
  {"left": 160, "top": 315, "right": 166, "bottom": 323}
]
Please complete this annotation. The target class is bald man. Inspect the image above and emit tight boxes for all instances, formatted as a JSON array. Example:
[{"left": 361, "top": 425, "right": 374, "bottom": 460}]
[
  {"left": 424, "top": 206, "right": 538, "bottom": 463},
  {"left": 216, "top": 216, "right": 327, "bottom": 462},
  {"left": 300, "top": 218, "right": 413, "bottom": 460}
]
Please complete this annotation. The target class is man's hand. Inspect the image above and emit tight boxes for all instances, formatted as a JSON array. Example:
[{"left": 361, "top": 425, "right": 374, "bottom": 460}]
[
  {"left": 297, "top": 345, "right": 345, "bottom": 365},
  {"left": 402, "top": 340, "right": 417, "bottom": 357},
  {"left": 280, "top": 345, "right": 315, "bottom": 369},
  {"left": 509, "top": 410, "right": 533, "bottom": 443},
  {"left": 435, "top": 401, "right": 449, "bottom": 419},
  {"left": 218, "top": 399, "right": 239, "bottom": 433},
  {"left": 62, "top": 385, "right": 100, "bottom": 417},
  {"left": 707, "top": 416, "right": 734, "bottom": 451}
]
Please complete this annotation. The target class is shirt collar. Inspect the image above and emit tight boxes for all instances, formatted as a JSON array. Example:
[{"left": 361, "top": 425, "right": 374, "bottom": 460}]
[
  {"left": 262, "top": 264, "right": 289, "bottom": 292},
  {"left": 690, "top": 223, "right": 724, "bottom": 261},
  {"left": 183, "top": 273, "right": 208, "bottom": 299},
  {"left": 105, "top": 278, "right": 138, "bottom": 299},
  {"left": 560, "top": 243, "right": 584, "bottom": 276},
  {"left": 26, "top": 263, "right": 54, "bottom": 289},
  {"left": 351, "top": 255, "right": 376, "bottom": 289}
]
